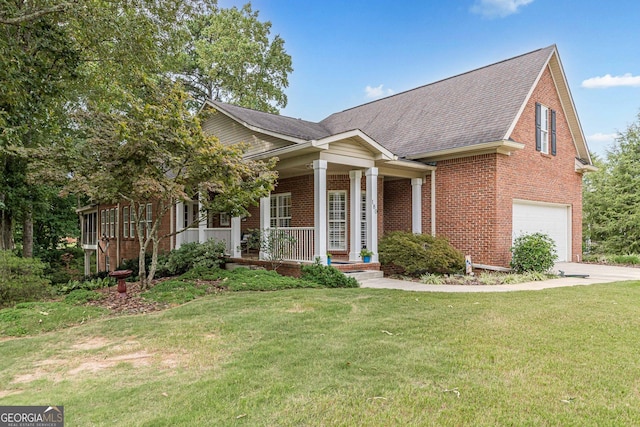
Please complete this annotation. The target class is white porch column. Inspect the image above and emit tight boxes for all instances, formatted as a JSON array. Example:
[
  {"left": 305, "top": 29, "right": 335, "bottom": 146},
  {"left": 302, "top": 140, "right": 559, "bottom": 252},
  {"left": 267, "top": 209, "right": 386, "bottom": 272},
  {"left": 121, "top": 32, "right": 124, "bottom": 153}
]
[
  {"left": 198, "top": 195, "right": 206, "bottom": 243},
  {"left": 349, "top": 170, "right": 362, "bottom": 261},
  {"left": 175, "top": 202, "right": 184, "bottom": 249},
  {"left": 84, "top": 251, "right": 91, "bottom": 276},
  {"left": 314, "top": 159, "right": 328, "bottom": 264},
  {"left": 259, "top": 195, "right": 271, "bottom": 260},
  {"left": 365, "top": 167, "right": 379, "bottom": 263},
  {"left": 231, "top": 216, "right": 242, "bottom": 258},
  {"left": 411, "top": 177, "right": 423, "bottom": 234}
]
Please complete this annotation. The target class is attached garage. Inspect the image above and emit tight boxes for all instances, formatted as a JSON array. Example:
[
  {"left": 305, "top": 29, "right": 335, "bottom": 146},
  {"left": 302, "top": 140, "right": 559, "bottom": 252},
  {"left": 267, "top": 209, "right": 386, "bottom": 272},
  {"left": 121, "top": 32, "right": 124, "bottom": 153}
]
[{"left": 512, "top": 200, "right": 571, "bottom": 262}]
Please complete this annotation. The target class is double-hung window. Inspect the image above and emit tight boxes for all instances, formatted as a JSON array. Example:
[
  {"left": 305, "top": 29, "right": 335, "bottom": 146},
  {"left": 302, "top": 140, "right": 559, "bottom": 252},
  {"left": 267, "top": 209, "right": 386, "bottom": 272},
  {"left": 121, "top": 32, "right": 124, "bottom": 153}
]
[
  {"left": 328, "top": 191, "right": 347, "bottom": 251},
  {"left": 145, "top": 203, "right": 152, "bottom": 238},
  {"left": 123, "top": 206, "right": 129, "bottom": 238},
  {"left": 270, "top": 193, "right": 291, "bottom": 228},
  {"left": 536, "top": 102, "right": 557, "bottom": 156}
]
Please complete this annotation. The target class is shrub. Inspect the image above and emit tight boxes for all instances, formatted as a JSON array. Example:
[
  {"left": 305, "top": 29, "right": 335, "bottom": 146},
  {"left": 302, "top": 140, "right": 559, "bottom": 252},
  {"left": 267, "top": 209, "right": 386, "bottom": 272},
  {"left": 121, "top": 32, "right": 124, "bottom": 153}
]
[
  {"left": 300, "top": 263, "right": 359, "bottom": 288},
  {"left": 0, "top": 251, "right": 53, "bottom": 308},
  {"left": 37, "top": 247, "right": 85, "bottom": 285},
  {"left": 57, "top": 277, "right": 115, "bottom": 294},
  {"left": 510, "top": 232, "right": 558, "bottom": 273},
  {"left": 378, "top": 232, "right": 465, "bottom": 276},
  {"left": 420, "top": 273, "right": 446, "bottom": 285},
  {"left": 158, "top": 239, "right": 227, "bottom": 276}
]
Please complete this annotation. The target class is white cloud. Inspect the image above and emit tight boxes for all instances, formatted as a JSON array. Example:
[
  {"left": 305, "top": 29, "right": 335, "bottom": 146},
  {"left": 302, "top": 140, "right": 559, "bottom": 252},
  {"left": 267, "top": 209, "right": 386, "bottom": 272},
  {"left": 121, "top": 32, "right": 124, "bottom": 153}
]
[
  {"left": 588, "top": 132, "right": 618, "bottom": 143},
  {"left": 581, "top": 73, "right": 640, "bottom": 89},
  {"left": 470, "top": 0, "right": 534, "bottom": 18},
  {"left": 365, "top": 84, "right": 394, "bottom": 99}
]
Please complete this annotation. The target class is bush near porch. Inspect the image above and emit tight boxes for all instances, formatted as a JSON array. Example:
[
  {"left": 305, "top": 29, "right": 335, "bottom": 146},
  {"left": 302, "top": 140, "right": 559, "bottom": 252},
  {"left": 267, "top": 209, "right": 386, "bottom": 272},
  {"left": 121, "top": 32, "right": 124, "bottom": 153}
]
[{"left": 379, "top": 232, "right": 465, "bottom": 276}]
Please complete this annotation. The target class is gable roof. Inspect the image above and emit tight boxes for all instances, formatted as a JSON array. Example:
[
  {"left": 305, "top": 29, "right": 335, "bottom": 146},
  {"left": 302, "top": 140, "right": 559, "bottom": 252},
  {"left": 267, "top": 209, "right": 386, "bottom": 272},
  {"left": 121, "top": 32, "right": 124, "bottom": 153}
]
[
  {"left": 321, "top": 46, "right": 556, "bottom": 158},
  {"left": 206, "top": 45, "right": 591, "bottom": 164}
]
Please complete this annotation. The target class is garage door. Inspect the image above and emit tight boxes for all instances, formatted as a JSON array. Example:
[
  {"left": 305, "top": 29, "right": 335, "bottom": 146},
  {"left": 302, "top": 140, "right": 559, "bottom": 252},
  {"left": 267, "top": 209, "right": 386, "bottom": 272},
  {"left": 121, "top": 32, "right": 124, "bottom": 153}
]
[{"left": 512, "top": 201, "right": 570, "bottom": 262}]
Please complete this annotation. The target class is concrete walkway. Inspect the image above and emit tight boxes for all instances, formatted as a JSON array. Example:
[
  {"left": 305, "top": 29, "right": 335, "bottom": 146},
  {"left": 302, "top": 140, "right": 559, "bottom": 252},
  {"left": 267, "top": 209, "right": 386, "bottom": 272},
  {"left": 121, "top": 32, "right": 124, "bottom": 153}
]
[{"left": 359, "top": 262, "right": 640, "bottom": 293}]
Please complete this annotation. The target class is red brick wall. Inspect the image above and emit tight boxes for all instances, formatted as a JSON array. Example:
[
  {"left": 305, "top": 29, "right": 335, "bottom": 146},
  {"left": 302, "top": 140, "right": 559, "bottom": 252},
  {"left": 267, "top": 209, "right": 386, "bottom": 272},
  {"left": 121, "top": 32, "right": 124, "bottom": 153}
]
[
  {"left": 430, "top": 65, "right": 584, "bottom": 267},
  {"left": 434, "top": 154, "right": 499, "bottom": 264},
  {"left": 498, "top": 66, "right": 583, "bottom": 264},
  {"left": 384, "top": 178, "right": 412, "bottom": 233},
  {"left": 95, "top": 200, "right": 172, "bottom": 272}
]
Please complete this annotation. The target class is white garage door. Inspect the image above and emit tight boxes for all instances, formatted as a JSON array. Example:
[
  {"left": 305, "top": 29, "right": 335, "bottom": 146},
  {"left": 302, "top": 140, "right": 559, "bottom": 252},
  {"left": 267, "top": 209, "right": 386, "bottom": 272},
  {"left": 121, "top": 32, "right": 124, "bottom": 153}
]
[{"left": 512, "top": 201, "right": 570, "bottom": 262}]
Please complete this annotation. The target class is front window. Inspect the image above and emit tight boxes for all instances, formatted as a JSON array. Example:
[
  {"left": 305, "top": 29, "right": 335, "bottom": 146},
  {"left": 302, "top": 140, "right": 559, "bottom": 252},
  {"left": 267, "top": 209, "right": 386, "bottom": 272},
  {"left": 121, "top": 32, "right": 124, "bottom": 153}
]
[
  {"left": 328, "top": 191, "right": 347, "bottom": 251},
  {"left": 270, "top": 193, "right": 291, "bottom": 228},
  {"left": 540, "top": 104, "right": 549, "bottom": 154}
]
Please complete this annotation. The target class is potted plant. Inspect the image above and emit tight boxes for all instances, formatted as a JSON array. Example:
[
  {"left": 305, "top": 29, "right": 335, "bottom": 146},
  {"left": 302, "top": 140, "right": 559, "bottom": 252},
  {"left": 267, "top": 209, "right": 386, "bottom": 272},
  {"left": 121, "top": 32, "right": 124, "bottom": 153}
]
[
  {"left": 360, "top": 248, "right": 373, "bottom": 263},
  {"left": 327, "top": 253, "right": 332, "bottom": 265}
]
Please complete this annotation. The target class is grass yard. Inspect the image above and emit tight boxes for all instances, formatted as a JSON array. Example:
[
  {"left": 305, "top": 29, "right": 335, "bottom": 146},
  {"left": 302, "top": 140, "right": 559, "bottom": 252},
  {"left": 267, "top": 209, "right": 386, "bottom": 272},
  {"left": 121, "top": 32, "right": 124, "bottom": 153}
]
[{"left": 2, "top": 282, "right": 640, "bottom": 425}]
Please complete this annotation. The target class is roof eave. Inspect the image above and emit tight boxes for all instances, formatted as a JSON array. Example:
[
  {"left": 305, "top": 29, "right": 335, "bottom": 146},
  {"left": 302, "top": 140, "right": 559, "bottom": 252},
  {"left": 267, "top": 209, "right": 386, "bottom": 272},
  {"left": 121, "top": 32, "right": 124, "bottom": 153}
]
[{"left": 406, "top": 140, "right": 525, "bottom": 162}]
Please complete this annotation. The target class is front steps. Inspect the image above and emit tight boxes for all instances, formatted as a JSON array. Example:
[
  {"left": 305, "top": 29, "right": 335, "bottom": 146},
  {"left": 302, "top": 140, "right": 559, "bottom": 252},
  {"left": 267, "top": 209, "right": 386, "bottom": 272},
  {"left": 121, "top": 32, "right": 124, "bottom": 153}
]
[{"left": 343, "top": 270, "right": 384, "bottom": 282}]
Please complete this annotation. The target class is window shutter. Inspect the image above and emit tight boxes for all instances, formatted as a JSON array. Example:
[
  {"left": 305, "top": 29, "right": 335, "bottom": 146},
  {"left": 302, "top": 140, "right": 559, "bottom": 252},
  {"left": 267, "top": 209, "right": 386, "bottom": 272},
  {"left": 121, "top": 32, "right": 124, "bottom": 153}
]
[
  {"left": 551, "top": 109, "right": 557, "bottom": 156},
  {"left": 535, "top": 103, "right": 541, "bottom": 152}
]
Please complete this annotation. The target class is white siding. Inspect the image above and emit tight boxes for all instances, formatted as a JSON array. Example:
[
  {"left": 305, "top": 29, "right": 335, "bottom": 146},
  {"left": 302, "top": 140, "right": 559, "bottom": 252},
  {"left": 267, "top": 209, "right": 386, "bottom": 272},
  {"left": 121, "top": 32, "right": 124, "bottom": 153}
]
[{"left": 201, "top": 112, "right": 292, "bottom": 155}]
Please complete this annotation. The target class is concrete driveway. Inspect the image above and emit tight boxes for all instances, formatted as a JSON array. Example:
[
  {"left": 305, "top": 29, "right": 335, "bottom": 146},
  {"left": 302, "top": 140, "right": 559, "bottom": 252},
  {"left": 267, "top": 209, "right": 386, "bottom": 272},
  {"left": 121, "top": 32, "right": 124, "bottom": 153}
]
[{"left": 359, "top": 262, "right": 640, "bottom": 293}]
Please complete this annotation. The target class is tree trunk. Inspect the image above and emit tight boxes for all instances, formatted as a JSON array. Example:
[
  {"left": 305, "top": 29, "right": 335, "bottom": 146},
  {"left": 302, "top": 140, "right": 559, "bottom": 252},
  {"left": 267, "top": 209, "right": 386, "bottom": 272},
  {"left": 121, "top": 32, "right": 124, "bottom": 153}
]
[
  {"left": 22, "top": 206, "right": 34, "bottom": 258},
  {"left": 0, "top": 208, "right": 13, "bottom": 251}
]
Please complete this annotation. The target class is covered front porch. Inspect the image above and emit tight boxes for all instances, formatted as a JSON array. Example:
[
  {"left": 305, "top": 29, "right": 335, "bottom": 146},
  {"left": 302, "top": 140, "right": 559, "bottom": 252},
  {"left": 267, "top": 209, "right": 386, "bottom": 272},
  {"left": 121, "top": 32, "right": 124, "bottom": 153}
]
[{"left": 175, "top": 130, "right": 436, "bottom": 266}]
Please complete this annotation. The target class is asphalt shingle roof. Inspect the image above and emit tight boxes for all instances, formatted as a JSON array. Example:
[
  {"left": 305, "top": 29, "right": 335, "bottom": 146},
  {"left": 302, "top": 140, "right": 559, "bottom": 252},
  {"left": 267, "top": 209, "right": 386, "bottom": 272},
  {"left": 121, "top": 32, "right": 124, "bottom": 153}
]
[{"left": 209, "top": 46, "right": 556, "bottom": 158}]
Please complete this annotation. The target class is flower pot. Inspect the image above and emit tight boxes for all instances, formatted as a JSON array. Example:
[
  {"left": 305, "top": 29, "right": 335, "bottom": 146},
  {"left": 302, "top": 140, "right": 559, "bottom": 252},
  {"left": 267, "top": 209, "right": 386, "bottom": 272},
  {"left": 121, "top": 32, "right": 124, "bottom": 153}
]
[
  {"left": 363, "top": 255, "right": 371, "bottom": 263},
  {"left": 327, "top": 258, "right": 332, "bottom": 266}
]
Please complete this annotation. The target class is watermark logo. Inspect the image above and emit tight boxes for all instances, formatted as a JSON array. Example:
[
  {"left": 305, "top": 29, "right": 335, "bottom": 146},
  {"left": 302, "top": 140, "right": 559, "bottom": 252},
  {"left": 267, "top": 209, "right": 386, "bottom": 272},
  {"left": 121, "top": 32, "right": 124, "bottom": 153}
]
[{"left": 0, "top": 406, "right": 64, "bottom": 427}]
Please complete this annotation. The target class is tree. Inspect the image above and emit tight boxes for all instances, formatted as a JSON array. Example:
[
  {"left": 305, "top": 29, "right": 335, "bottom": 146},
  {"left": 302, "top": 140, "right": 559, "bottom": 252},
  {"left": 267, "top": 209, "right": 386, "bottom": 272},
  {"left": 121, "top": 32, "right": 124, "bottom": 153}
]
[
  {"left": 583, "top": 112, "right": 640, "bottom": 254},
  {"left": 1, "top": 0, "right": 198, "bottom": 255},
  {"left": 180, "top": 2, "right": 293, "bottom": 113},
  {"left": 68, "top": 77, "right": 277, "bottom": 288}
]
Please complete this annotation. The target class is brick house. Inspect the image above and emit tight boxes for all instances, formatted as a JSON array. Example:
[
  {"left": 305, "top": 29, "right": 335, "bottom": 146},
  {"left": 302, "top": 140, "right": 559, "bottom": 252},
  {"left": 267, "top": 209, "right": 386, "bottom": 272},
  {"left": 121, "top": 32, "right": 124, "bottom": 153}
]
[{"left": 78, "top": 45, "right": 594, "bottom": 274}]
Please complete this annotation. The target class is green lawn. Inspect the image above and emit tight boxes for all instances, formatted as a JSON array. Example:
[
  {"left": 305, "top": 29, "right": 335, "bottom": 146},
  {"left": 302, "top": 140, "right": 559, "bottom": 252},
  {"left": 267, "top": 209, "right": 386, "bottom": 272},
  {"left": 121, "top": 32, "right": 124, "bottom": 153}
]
[{"left": 2, "top": 282, "right": 640, "bottom": 426}]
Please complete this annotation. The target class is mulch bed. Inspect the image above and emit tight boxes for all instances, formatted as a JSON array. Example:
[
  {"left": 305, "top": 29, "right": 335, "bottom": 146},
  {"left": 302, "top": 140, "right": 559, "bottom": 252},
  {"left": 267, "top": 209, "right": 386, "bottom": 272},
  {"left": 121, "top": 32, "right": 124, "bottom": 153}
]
[{"left": 86, "top": 278, "right": 225, "bottom": 315}]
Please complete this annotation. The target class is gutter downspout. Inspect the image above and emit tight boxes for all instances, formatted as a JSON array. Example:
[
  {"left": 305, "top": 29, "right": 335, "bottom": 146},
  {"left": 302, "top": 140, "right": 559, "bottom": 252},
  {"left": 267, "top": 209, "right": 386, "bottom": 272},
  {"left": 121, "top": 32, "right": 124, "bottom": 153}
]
[
  {"left": 170, "top": 199, "right": 175, "bottom": 250},
  {"left": 431, "top": 169, "right": 436, "bottom": 236}
]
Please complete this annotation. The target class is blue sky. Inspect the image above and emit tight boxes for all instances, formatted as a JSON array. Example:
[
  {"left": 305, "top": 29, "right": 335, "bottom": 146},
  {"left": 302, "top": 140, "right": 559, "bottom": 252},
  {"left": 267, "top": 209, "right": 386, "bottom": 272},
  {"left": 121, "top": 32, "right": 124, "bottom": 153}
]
[{"left": 219, "top": 0, "right": 640, "bottom": 158}]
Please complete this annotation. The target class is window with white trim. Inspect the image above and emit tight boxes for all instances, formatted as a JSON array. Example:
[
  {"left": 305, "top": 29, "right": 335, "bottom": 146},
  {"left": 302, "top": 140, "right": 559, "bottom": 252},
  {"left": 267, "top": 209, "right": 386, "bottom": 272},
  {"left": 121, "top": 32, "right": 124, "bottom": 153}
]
[
  {"left": 328, "top": 191, "right": 347, "bottom": 251},
  {"left": 109, "top": 208, "right": 115, "bottom": 238},
  {"left": 129, "top": 207, "right": 135, "bottom": 238},
  {"left": 101, "top": 209, "right": 107, "bottom": 238},
  {"left": 145, "top": 203, "right": 152, "bottom": 238},
  {"left": 270, "top": 193, "right": 291, "bottom": 228},
  {"left": 123, "top": 206, "right": 129, "bottom": 238},
  {"left": 220, "top": 213, "right": 230, "bottom": 227},
  {"left": 539, "top": 104, "right": 549, "bottom": 154}
]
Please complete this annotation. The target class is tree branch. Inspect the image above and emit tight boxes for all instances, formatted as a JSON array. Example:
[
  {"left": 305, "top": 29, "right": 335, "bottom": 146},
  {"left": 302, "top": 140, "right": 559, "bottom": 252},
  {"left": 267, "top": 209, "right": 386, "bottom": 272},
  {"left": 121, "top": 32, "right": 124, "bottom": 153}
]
[{"left": 0, "top": 2, "right": 77, "bottom": 25}]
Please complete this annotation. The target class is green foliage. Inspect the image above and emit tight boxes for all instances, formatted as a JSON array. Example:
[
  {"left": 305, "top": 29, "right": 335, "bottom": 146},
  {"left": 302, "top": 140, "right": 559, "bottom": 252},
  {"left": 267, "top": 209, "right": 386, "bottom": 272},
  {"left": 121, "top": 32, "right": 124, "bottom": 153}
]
[
  {"left": 57, "top": 277, "right": 115, "bottom": 295},
  {"left": 300, "top": 264, "right": 359, "bottom": 288},
  {"left": 420, "top": 273, "right": 446, "bottom": 285},
  {"left": 378, "top": 231, "right": 465, "bottom": 276},
  {"left": 0, "top": 251, "right": 52, "bottom": 308},
  {"left": 0, "top": 301, "right": 107, "bottom": 336},
  {"left": 583, "top": 113, "right": 640, "bottom": 254},
  {"left": 64, "top": 289, "right": 105, "bottom": 305},
  {"left": 157, "top": 239, "right": 227, "bottom": 276},
  {"left": 38, "top": 247, "right": 85, "bottom": 285},
  {"left": 510, "top": 232, "right": 558, "bottom": 273},
  {"left": 583, "top": 253, "right": 640, "bottom": 265},
  {"left": 181, "top": 3, "right": 293, "bottom": 112}
]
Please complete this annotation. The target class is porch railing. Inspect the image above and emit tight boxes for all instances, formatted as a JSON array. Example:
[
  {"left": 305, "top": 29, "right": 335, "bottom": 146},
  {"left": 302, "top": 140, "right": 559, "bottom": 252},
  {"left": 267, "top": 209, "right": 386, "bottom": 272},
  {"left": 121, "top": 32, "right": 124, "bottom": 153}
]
[
  {"left": 181, "top": 228, "right": 232, "bottom": 254},
  {"left": 269, "top": 227, "right": 315, "bottom": 262}
]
